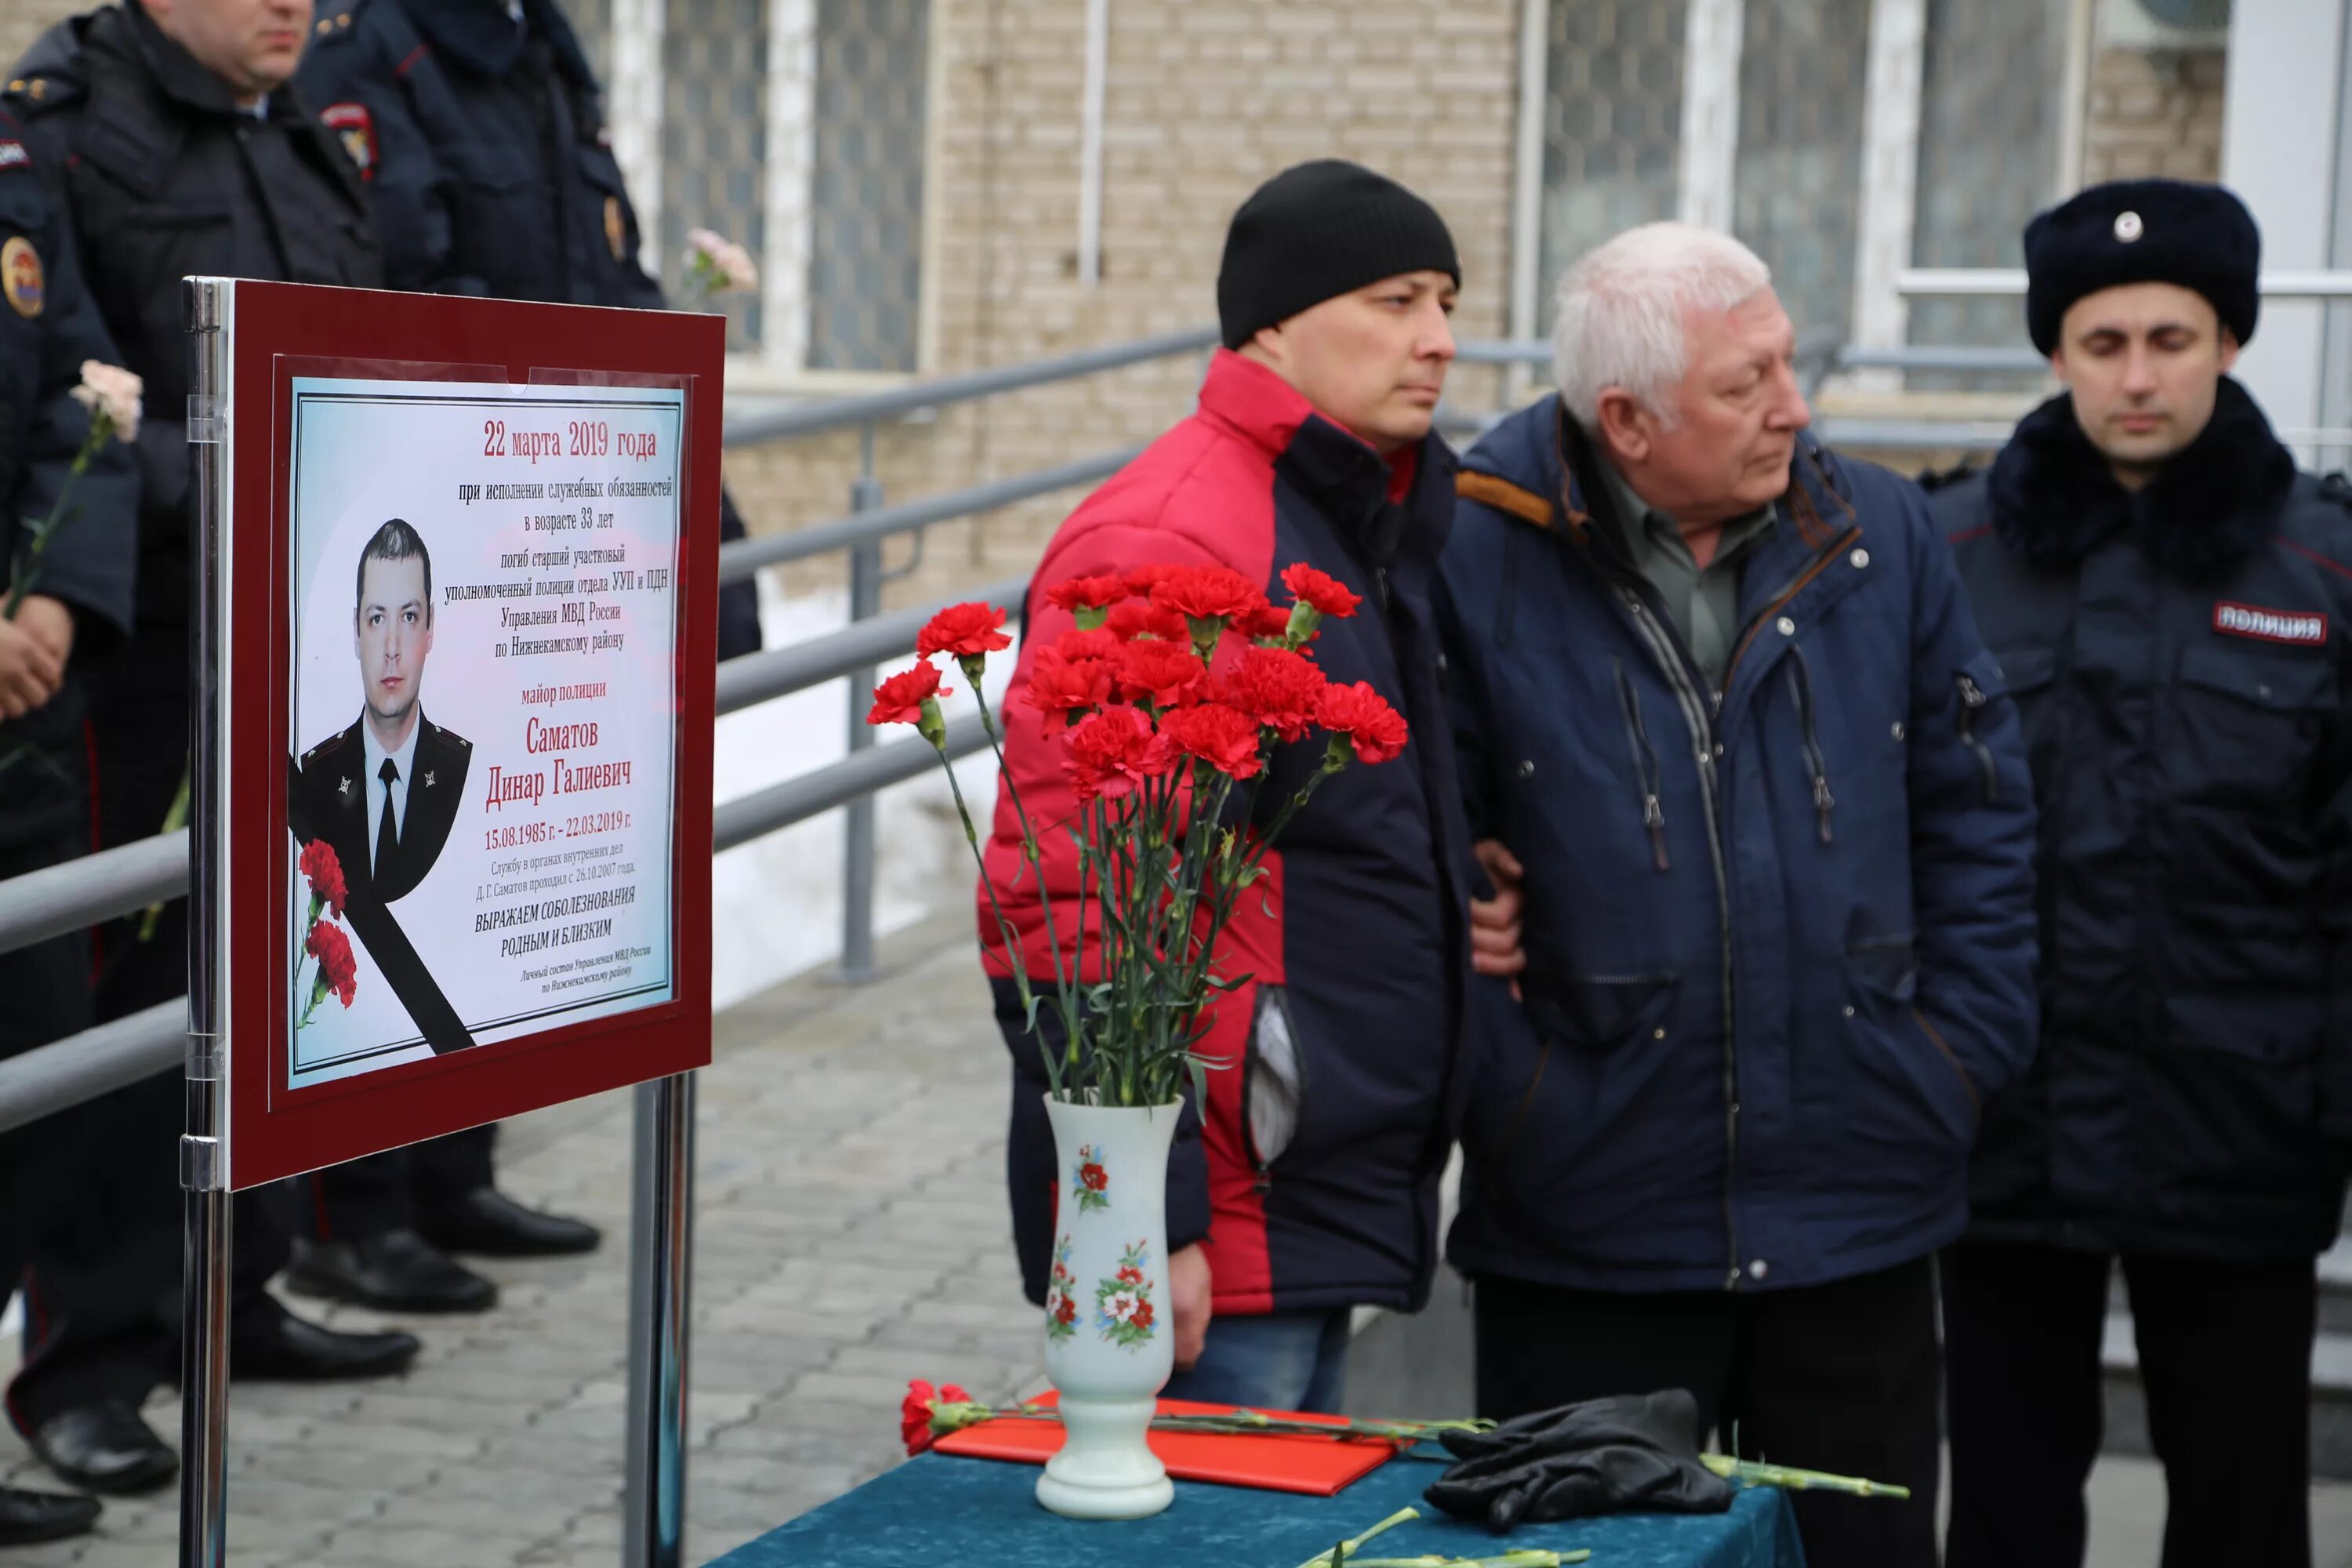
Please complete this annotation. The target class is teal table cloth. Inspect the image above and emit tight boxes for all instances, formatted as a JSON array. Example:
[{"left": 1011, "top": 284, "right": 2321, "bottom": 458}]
[{"left": 710, "top": 1450, "right": 1806, "bottom": 1567}]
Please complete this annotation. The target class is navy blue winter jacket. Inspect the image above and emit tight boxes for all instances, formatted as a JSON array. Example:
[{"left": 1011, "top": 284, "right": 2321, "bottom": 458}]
[{"left": 1438, "top": 395, "right": 2039, "bottom": 1294}]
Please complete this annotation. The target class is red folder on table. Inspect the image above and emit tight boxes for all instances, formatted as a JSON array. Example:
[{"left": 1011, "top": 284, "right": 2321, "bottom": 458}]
[{"left": 932, "top": 1393, "right": 1401, "bottom": 1496}]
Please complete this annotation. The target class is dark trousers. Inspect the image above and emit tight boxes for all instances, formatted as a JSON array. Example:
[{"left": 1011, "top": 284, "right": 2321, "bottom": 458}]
[
  {"left": 1942, "top": 1241, "right": 2317, "bottom": 1568},
  {"left": 1472, "top": 1259, "right": 1941, "bottom": 1568},
  {"left": 9, "top": 681, "right": 295, "bottom": 1430},
  {"left": 0, "top": 829, "right": 97, "bottom": 1352},
  {"left": 304, "top": 1124, "right": 497, "bottom": 1240}
]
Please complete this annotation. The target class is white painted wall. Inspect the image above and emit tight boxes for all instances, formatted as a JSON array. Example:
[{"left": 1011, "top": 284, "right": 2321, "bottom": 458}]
[{"left": 2220, "top": 0, "right": 2349, "bottom": 463}]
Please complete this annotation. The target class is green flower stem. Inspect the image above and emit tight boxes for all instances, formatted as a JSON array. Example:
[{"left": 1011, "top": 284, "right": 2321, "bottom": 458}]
[
  {"left": 5, "top": 409, "right": 110, "bottom": 622},
  {"left": 1293, "top": 1504, "right": 1419, "bottom": 1568},
  {"left": 1701, "top": 1453, "right": 1911, "bottom": 1500},
  {"left": 1352, "top": 1554, "right": 1587, "bottom": 1567},
  {"left": 134, "top": 761, "right": 191, "bottom": 943}
]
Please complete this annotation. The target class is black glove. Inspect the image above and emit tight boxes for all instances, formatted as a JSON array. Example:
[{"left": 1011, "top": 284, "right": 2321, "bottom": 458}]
[{"left": 1422, "top": 1389, "right": 1737, "bottom": 1534}]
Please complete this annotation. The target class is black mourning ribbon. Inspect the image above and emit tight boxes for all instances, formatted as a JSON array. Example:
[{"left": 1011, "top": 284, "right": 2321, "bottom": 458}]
[{"left": 292, "top": 754, "right": 477, "bottom": 1056}]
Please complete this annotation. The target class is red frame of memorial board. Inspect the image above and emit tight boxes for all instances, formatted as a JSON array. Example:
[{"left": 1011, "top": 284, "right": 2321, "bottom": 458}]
[{"left": 220, "top": 280, "right": 720, "bottom": 1189}]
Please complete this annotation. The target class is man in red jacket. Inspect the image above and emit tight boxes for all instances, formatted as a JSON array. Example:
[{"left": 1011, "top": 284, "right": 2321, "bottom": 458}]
[{"left": 980, "top": 161, "right": 1512, "bottom": 1411}]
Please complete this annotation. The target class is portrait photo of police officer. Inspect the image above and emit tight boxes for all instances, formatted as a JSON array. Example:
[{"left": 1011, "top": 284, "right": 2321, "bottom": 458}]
[{"left": 292, "top": 517, "right": 471, "bottom": 906}]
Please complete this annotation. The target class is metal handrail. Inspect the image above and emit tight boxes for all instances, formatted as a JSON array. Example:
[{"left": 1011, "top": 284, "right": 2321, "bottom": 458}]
[
  {"left": 0, "top": 1001, "right": 181, "bottom": 1136},
  {"left": 717, "top": 450, "right": 1137, "bottom": 583},
  {"left": 715, "top": 576, "right": 1029, "bottom": 718},
  {"left": 0, "top": 830, "right": 190, "bottom": 960},
  {"left": 0, "top": 713, "right": 999, "bottom": 1134},
  {"left": 1900, "top": 267, "right": 2352, "bottom": 299},
  {"left": 722, "top": 324, "right": 1218, "bottom": 445}
]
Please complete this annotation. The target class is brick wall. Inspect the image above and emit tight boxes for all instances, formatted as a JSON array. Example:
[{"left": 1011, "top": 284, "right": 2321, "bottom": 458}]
[
  {"left": 847, "top": 0, "right": 1522, "bottom": 612},
  {"left": 2081, "top": 45, "right": 2227, "bottom": 183}
]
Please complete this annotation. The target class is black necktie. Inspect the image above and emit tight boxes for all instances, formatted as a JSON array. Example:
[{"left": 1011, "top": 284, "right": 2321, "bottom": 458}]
[{"left": 376, "top": 757, "right": 400, "bottom": 881}]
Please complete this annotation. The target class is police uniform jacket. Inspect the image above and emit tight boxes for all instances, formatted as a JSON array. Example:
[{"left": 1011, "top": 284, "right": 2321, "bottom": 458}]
[
  {"left": 290, "top": 711, "right": 471, "bottom": 904},
  {"left": 1931, "top": 377, "right": 2352, "bottom": 1263},
  {"left": 0, "top": 107, "right": 135, "bottom": 855},
  {"left": 298, "top": 0, "right": 762, "bottom": 658},
  {"left": 296, "top": 0, "right": 658, "bottom": 307},
  {"left": 9, "top": 3, "right": 379, "bottom": 661}
]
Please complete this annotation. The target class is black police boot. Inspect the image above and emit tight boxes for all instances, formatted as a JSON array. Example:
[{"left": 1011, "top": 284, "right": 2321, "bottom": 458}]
[
  {"left": 0, "top": 1486, "right": 102, "bottom": 1545},
  {"left": 419, "top": 1186, "right": 601, "bottom": 1258},
  {"left": 27, "top": 1402, "right": 178, "bottom": 1496},
  {"left": 284, "top": 1229, "right": 498, "bottom": 1313},
  {"left": 231, "top": 1296, "right": 422, "bottom": 1381}
]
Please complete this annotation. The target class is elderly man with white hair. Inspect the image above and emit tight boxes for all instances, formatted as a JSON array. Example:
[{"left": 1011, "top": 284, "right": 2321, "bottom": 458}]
[{"left": 1433, "top": 223, "right": 2039, "bottom": 1568}]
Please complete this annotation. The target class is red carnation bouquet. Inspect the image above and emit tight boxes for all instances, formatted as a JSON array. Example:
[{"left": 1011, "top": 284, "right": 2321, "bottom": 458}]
[
  {"left": 868, "top": 560, "right": 1404, "bottom": 1107},
  {"left": 295, "top": 839, "right": 358, "bottom": 1029}
]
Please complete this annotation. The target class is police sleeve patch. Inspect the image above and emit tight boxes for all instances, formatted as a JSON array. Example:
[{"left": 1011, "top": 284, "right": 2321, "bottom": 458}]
[
  {"left": 321, "top": 102, "right": 375, "bottom": 181},
  {"left": 1, "top": 234, "right": 42, "bottom": 318}
]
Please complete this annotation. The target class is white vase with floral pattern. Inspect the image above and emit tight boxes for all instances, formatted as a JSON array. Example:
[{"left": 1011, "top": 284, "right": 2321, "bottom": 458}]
[{"left": 1036, "top": 1096, "right": 1179, "bottom": 1520}]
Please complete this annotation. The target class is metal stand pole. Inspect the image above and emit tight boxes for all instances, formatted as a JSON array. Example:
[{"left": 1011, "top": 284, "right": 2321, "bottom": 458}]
[
  {"left": 177, "top": 276, "right": 233, "bottom": 1568},
  {"left": 839, "top": 421, "right": 884, "bottom": 983},
  {"left": 176, "top": 1186, "right": 230, "bottom": 1567},
  {"left": 623, "top": 1073, "right": 696, "bottom": 1568}
]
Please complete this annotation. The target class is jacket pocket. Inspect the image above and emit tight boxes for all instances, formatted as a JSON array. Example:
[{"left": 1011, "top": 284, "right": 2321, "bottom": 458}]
[
  {"left": 1836, "top": 936, "right": 1977, "bottom": 1149},
  {"left": 2169, "top": 644, "right": 2334, "bottom": 806},
  {"left": 1521, "top": 971, "right": 1682, "bottom": 1055},
  {"left": 1242, "top": 982, "right": 1304, "bottom": 1172}
]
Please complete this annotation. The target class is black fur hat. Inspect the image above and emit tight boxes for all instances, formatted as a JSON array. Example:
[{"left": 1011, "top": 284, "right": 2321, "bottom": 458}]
[{"left": 2024, "top": 180, "right": 2260, "bottom": 355}]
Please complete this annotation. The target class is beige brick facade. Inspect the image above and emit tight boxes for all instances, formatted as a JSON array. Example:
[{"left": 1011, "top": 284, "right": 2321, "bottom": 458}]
[
  {"left": 2081, "top": 45, "right": 2227, "bottom": 183},
  {"left": 851, "top": 0, "right": 1521, "bottom": 612}
]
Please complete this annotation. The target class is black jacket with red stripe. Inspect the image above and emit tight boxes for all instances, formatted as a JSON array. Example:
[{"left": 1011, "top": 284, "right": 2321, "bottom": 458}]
[{"left": 985, "top": 350, "right": 1479, "bottom": 1316}]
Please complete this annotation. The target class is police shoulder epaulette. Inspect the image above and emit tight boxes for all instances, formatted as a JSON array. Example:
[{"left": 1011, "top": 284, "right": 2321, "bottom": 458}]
[
  {"left": 301, "top": 730, "right": 350, "bottom": 768},
  {"left": 307, "top": 3, "right": 367, "bottom": 46},
  {"left": 1456, "top": 470, "right": 1555, "bottom": 530},
  {"left": 2, "top": 73, "right": 84, "bottom": 117},
  {"left": 2320, "top": 471, "right": 2352, "bottom": 512}
]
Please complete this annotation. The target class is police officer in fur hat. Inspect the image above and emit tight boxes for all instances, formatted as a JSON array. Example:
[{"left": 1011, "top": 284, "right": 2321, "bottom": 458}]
[{"left": 1928, "top": 179, "right": 2352, "bottom": 1568}]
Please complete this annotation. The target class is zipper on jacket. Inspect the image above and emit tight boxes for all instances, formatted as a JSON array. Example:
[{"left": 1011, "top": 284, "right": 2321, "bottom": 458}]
[
  {"left": 1955, "top": 674, "right": 1999, "bottom": 803},
  {"left": 1719, "top": 526, "right": 1864, "bottom": 700},
  {"left": 1613, "top": 585, "right": 1743, "bottom": 1291},
  {"left": 1611, "top": 658, "right": 1671, "bottom": 871},
  {"left": 1784, "top": 652, "right": 1836, "bottom": 844}
]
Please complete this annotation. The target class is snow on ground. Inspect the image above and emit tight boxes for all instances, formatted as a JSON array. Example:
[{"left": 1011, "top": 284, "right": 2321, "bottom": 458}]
[{"left": 708, "top": 575, "right": 1016, "bottom": 1012}]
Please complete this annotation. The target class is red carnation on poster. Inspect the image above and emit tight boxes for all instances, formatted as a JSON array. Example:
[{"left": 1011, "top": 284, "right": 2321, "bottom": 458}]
[
  {"left": 299, "top": 838, "right": 347, "bottom": 920},
  {"left": 1318, "top": 681, "right": 1410, "bottom": 764},
  {"left": 297, "top": 916, "right": 358, "bottom": 1028},
  {"left": 916, "top": 602, "right": 1011, "bottom": 662}
]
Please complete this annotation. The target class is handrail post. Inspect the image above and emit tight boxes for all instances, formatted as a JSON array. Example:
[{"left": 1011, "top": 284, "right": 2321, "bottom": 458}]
[
  {"left": 839, "top": 422, "right": 884, "bottom": 984},
  {"left": 622, "top": 1072, "right": 696, "bottom": 1568}
]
